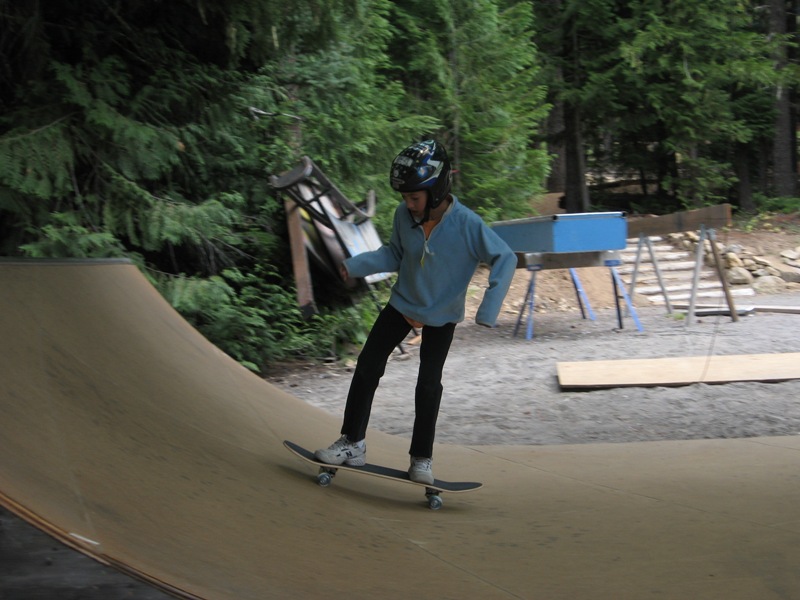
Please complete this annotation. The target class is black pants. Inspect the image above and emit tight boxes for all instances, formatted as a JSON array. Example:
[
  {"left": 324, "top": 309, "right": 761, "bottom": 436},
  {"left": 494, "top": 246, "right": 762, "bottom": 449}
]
[{"left": 341, "top": 304, "right": 456, "bottom": 458}]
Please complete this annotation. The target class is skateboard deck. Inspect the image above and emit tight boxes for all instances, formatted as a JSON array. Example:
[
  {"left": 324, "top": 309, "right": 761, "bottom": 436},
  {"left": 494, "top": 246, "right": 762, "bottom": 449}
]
[{"left": 283, "top": 440, "right": 481, "bottom": 510}]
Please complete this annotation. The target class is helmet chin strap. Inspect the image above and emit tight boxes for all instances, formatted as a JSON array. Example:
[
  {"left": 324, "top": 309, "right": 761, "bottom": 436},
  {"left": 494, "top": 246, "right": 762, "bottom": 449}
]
[
  {"left": 410, "top": 191, "right": 433, "bottom": 229},
  {"left": 410, "top": 204, "right": 431, "bottom": 228}
]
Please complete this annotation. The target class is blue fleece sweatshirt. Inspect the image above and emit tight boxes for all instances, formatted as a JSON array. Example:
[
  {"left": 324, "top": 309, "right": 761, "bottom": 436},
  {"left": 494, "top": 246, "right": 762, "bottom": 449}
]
[{"left": 344, "top": 196, "right": 516, "bottom": 327}]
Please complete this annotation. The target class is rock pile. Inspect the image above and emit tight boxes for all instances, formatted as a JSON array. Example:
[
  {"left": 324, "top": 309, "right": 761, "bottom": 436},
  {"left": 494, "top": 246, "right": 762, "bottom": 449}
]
[{"left": 667, "top": 231, "right": 800, "bottom": 294}]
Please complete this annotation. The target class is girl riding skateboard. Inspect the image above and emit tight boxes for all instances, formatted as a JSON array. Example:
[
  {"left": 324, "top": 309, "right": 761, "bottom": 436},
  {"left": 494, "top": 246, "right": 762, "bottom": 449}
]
[{"left": 315, "top": 140, "right": 516, "bottom": 484}]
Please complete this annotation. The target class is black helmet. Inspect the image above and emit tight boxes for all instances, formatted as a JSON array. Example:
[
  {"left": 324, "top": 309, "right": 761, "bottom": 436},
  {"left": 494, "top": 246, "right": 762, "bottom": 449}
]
[{"left": 389, "top": 140, "right": 452, "bottom": 210}]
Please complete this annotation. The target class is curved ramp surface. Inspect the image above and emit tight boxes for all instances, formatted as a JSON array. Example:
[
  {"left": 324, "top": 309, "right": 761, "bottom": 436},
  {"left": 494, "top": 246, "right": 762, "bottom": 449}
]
[{"left": 1, "top": 260, "right": 800, "bottom": 599}]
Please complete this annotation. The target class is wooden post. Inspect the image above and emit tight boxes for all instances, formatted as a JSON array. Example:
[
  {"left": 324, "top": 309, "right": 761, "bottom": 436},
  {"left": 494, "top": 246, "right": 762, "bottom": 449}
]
[
  {"left": 283, "top": 77, "right": 317, "bottom": 318},
  {"left": 686, "top": 225, "right": 707, "bottom": 326},
  {"left": 283, "top": 199, "right": 316, "bottom": 318},
  {"left": 707, "top": 228, "right": 739, "bottom": 323}
]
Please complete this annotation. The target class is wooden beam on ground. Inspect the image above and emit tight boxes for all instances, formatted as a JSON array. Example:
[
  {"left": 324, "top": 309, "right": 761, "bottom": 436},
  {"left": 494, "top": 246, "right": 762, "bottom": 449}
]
[
  {"left": 682, "top": 307, "right": 755, "bottom": 317},
  {"left": 672, "top": 303, "right": 800, "bottom": 315},
  {"left": 557, "top": 352, "right": 800, "bottom": 390},
  {"left": 627, "top": 204, "right": 732, "bottom": 238}
]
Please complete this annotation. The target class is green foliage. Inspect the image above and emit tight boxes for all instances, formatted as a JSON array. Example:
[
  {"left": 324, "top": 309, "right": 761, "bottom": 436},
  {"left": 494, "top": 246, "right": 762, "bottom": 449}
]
[
  {"left": 636, "top": 4, "right": 779, "bottom": 206},
  {"left": 756, "top": 196, "right": 800, "bottom": 214},
  {"left": 156, "top": 264, "right": 382, "bottom": 371},
  {"left": 664, "top": 156, "right": 738, "bottom": 207},
  {"left": 267, "top": 0, "right": 438, "bottom": 234},
  {"left": 155, "top": 265, "right": 322, "bottom": 372},
  {"left": 20, "top": 211, "right": 126, "bottom": 258},
  {"left": 7, "top": 0, "right": 797, "bottom": 374},
  {"left": 0, "top": 118, "right": 75, "bottom": 199},
  {"left": 618, "top": 0, "right": 779, "bottom": 180},
  {"left": 0, "top": 0, "right": 410, "bottom": 372},
  {"left": 387, "top": 0, "right": 550, "bottom": 220},
  {"left": 309, "top": 298, "right": 381, "bottom": 360},
  {"left": 734, "top": 200, "right": 800, "bottom": 233},
  {"left": 452, "top": 1, "right": 551, "bottom": 220},
  {"left": 536, "top": 0, "right": 797, "bottom": 212}
]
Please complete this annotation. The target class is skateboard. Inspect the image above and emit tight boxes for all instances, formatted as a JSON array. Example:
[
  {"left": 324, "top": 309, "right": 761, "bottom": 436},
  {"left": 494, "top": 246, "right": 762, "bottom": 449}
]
[{"left": 283, "top": 440, "right": 482, "bottom": 510}]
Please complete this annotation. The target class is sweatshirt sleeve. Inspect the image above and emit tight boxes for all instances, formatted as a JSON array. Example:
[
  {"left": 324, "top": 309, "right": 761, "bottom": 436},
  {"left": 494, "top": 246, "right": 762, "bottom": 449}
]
[
  {"left": 343, "top": 207, "right": 403, "bottom": 278},
  {"left": 473, "top": 224, "right": 517, "bottom": 327}
]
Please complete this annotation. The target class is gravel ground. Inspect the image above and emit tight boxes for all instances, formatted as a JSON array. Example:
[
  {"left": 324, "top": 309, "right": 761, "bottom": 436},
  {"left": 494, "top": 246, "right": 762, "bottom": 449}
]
[{"left": 269, "top": 291, "right": 800, "bottom": 448}]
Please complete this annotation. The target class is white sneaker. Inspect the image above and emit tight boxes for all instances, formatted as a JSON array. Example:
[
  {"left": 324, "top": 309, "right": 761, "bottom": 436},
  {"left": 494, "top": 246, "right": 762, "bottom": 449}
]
[
  {"left": 408, "top": 457, "right": 434, "bottom": 485},
  {"left": 314, "top": 435, "right": 366, "bottom": 466}
]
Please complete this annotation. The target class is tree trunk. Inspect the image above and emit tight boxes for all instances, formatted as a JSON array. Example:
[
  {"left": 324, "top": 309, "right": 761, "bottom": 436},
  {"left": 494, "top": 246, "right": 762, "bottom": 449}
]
[
  {"left": 734, "top": 142, "right": 756, "bottom": 213},
  {"left": 545, "top": 95, "right": 566, "bottom": 194},
  {"left": 770, "top": 0, "right": 797, "bottom": 198},
  {"left": 562, "top": 101, "right": 590, "bottom": 213}
]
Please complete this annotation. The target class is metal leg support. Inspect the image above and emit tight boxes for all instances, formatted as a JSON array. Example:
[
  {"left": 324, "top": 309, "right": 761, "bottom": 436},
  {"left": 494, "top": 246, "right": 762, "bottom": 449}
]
[
  {"left": 513, "top": 269, "right": 538, "bottom": 340},
  {"left": 610, "top": 267, "right": 643, "bottom": 331},
  {"left": 569, "top": 268, "right": 596, "bottom": 321}
]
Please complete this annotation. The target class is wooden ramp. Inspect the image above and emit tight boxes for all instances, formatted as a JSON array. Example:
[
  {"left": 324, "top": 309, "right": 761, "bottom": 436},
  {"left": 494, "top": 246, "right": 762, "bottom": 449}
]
[
  {"left": 3, "top": 261, "right": 800, "bottom": 600},
  {"left": 558, "top": 352, "right": 800, "bottom": 390}
]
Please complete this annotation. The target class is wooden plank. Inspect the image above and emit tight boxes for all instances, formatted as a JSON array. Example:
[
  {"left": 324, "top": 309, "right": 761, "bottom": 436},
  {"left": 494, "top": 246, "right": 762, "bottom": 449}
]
[
  {"left": 284, "top": 199, "right": 317, "bottom": 317},
  {"left": 627, "top": 204, "right": 732, "bottom": 238},
  {"left": 557, "top": 352, "right": 800, "bottom": 389},
  {"left": 688, "top": 307, "right": 755, "bottom": 317},
  {"left": 672, "top": 303, "right": 800, "bottom": 315}
]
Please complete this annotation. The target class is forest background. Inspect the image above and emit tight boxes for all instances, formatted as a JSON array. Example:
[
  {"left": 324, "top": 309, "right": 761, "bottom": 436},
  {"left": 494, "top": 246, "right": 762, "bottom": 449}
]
[{"left": 1, "top": 0, "right": 799, "bottom": 373}]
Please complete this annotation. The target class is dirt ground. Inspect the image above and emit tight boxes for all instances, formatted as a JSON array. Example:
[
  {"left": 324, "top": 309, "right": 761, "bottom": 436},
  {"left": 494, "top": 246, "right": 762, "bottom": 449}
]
[
  {"left": 490, "top": 217, "right": 800, "bottom": 318},
  {"left": 2, "top": 221, "right": 799, "bottom": 599}
]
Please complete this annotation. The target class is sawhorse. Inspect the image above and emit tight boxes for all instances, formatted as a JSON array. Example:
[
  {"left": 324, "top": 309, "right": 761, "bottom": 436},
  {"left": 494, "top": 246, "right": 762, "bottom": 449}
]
[{"left": 513, "top": 251, "right": 643, "bottom": 340}]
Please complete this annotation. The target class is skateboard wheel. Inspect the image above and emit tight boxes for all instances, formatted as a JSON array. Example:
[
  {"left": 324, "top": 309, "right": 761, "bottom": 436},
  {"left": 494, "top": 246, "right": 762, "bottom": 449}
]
[
  {"left": 427, "top": 495, "right": 443, "bottom": 510},
  {"left": 317, "top": 471, "right": 333, "bottom": 487}
]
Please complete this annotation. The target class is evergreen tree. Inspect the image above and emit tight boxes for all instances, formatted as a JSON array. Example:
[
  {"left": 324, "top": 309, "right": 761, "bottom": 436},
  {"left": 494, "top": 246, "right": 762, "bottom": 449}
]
[
  {"left": 264, "top": 0, "right": 437, "bottom": 234},
  {"left": 8, "top": 0, "right": 794, "bottom": 373},
  {"left": 0, "top": 0, "right": 419, "bottom": 370},
  {"left": 534, "top": 0, "right": 622, "bottom": 212},
  {"left": 387, "top": 0, "right": 550, "bottom": 220},
  {"left": 535, "top": 0, "right": 791, "bottom": 213},
  {"left": 619, "top": 0, "right": 782, "bottom": 208},
  {"left": 768, "top": 0, "right": 798, "bottom": 199}
]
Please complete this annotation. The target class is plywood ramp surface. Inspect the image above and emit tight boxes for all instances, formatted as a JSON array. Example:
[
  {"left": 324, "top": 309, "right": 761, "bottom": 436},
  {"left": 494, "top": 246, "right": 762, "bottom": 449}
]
[
  {"left": 558, "top": 352, "right": 800, "bottom": 389},
  {"left": 2, "top": 260, "right": 800, "bottom": 600}
]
